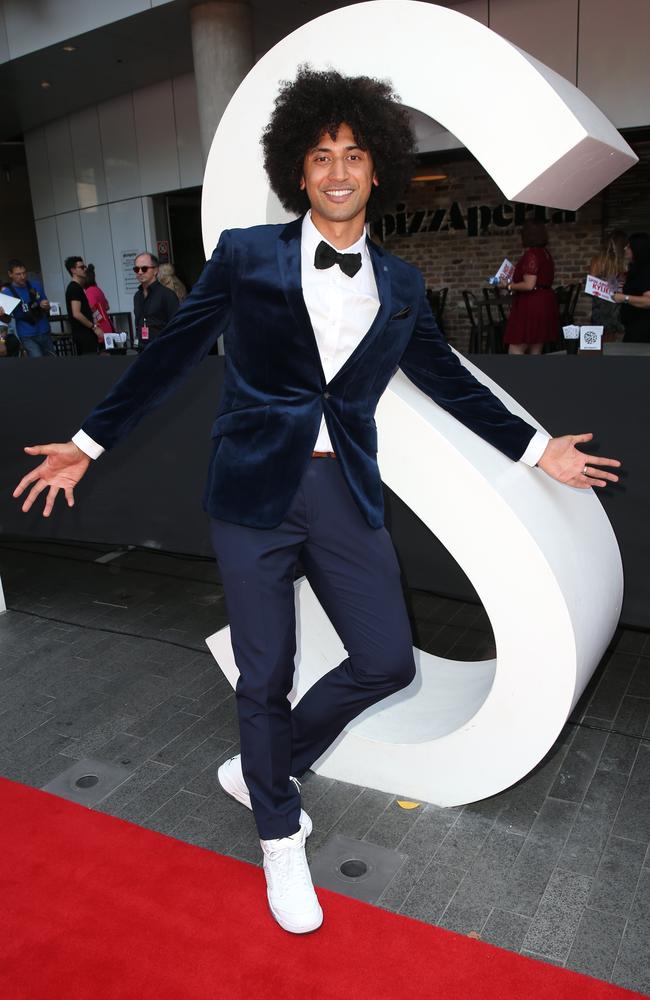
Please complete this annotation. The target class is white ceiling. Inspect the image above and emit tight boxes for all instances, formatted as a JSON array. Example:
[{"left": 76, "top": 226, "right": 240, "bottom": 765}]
[{"left": 0, "top": 0, "right": 475, "bottom": 141}]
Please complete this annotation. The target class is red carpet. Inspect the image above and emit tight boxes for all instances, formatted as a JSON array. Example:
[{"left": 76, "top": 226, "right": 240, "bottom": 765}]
[{"left": 0, "top": 777, "right": 643, "bottom": 1000}]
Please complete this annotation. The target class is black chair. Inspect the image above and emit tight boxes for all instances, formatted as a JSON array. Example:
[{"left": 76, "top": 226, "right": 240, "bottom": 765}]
[
  {"left": 52, "top": 334, "right": 77, "bottom": 357},
  {"left": 568, "top": 282, "right": 581, "bottom": 324},
  {"left": 555, "top": 282, "right": 580, "bottom": 327},
  {"left": 462, "top": 290, "right": 502, "bottom": 353},
  {"left": 462, "top": 290, "right": 504, "bottom": 353},
  {"left": 426, "top": 287, "right": 448, "bottom": 338},
  {"left": 481, "top": 286, "right": 509, "bottom": 352},
  {"left": 554, "top": 283, "right": 581, "bottom": 354}
]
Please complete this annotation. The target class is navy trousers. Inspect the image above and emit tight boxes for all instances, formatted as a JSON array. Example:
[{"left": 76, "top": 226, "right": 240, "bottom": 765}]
[{"left": 210, "top": 458, "right": 415, "bottom": 840}]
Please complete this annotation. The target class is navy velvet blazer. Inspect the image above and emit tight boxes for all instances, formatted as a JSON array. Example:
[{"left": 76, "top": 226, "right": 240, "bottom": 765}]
[{"left": 81, "top": 217, "right": 536, "bottom": 529}]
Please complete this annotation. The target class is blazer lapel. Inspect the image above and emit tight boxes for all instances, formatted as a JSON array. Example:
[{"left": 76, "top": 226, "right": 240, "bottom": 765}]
[
  {"left": 328, "top": 237, "right": 392, "bottom": 386},
  {"left": 277, "top": 217, "right": 326, "bottom": 385}
]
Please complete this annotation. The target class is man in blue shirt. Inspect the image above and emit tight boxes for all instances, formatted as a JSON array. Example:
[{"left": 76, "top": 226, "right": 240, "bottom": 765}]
[{"left": 0, "top": 259, "right": 55, "bottom": 357}]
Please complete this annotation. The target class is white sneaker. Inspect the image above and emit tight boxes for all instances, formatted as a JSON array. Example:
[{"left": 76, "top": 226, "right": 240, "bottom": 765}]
[
  {"left": 261, "top": 821, "right": 323, "bottom": 934},
  {"left": 217, "top": 755, "right": 312, "bottom": 835}
]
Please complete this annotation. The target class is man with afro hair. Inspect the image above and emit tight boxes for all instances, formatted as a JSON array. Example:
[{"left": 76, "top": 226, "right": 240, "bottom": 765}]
[{"left": 15, "top": 66, "right": 620, "bottom": 935}]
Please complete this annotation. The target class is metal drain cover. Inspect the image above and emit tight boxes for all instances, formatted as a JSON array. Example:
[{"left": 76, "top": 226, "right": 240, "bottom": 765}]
[
  {"left": 309, "top": 834, "right": 405, "bottom": 903},
  {"left": 42, "top": 757, "right": 132, "bottom": 806}
]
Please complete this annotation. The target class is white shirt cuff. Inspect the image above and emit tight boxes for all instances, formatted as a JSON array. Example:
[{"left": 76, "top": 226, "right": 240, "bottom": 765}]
[
  {"left": 520, "top": 429, "right": 550, "bottom": 467},
  {"left": 72, "top": 429, "right": 105, "bottom": 460}
]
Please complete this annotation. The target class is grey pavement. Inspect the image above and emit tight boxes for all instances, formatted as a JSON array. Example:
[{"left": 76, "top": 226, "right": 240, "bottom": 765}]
[{"left": 0, "top": 538, "right": 648, "bottom": 993}]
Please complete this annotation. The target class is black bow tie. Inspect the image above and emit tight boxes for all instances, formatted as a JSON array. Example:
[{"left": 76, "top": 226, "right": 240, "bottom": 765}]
[{"left": 314, "top": 240, "right": 362, "bottom": 278}]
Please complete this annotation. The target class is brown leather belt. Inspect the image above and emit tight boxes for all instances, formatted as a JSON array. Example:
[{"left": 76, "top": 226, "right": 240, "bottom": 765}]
[{"left": 312, "top": 450, "right": 336, "bottom": 458}]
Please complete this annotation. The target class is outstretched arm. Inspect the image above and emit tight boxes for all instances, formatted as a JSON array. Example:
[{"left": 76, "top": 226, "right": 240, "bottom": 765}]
[
  {"left": 13, "top": 231, "right": 234, "bottom": 516},
  {"left": 13, "top": 442, "right": 90, "bottom": 517},
  {"left": 400, "top": 283, "right": 621, "bottom": 488},
  {"left": 537, "top": 433, "right": 620, "bottom": 488},
  {"left": 613, "top": 290, "right": 650, "bottom": 308}
]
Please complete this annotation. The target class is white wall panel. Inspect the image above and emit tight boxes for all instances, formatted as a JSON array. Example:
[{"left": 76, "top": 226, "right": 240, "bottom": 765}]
[
  {"left": 79, "top": 205, "right": 119, "bottom": 314},
  {"left": 173, "top": 73, "right": 203, "bottom": 188},
  {"left": 70, "top": 107, "right": 108, "bottom": 210},
  {"left": 0, "top": 9, "right": 10, "bottom": 63},
  {"left": 44, "top": 120, "right": 78, "bottom": 215},
  {"left": 108, "top": 198, "right": 147, "bottom": 313},
  {"left": 490, "top": 0, "right": 579, "bottom": 84},
  {"left": 55, "top": 212, "right": 84, "bottom": 281},
  {"left": 24, "top": 128, "right": 55, "bottom": 220},
  {"left": 142, "top": 197, "right": 157, "bottom": 254},
  {"left": 99, "top": 94, "right": 140, "bottom": 203},
  {"left": 134, "top": 80, "right": 180, "bottom": 195},
  {"left": 34, "top": 217, "right": 65, "bottom": 313},
  {"left": 578, "top": 0, "right": 650, "bottom": 128}
]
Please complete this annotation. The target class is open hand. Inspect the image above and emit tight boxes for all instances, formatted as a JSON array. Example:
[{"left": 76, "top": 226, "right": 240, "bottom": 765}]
[
  {"left": 13, "top": 442, "right": 91, "bottom": 517},
  {"left": 537, "top": 433, "right": 620, "bottom": 489}
]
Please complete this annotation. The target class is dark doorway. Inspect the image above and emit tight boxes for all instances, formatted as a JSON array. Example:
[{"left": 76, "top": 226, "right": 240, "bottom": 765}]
[{"left": 157, "top": 187, "right": 203, "bottom": 293}]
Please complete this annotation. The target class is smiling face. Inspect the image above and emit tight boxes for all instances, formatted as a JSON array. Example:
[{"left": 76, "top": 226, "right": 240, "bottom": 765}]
[{"left": 300, "top": 122, "right": 378, "bottom": 243}]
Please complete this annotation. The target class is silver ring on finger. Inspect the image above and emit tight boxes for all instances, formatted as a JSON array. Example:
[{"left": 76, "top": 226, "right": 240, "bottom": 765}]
[{"left": 583, "top": 465, "right": 589, "bottom": 477}]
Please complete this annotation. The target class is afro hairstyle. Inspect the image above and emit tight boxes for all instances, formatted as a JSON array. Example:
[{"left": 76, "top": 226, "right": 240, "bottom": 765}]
[{"left": 261, "top": 65, "right": 416, "bottom": 220}]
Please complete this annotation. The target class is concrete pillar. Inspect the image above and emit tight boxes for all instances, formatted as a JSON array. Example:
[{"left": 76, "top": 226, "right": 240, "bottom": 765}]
[{"left": 190, "top": 1, "right": 254, "bottom": 163}]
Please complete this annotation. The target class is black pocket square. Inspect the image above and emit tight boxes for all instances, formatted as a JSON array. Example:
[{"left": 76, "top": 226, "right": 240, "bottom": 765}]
[{"left": 390, "top": 306, "right": 412, "bottom": 320}]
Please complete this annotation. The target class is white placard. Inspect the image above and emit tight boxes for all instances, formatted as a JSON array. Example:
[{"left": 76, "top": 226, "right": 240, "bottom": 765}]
[
  {"left": 48, "top": 302, "right": 61, "bottom": 316},
  {"left": 495, "top": 258, "right": 515, "bottom": 283},
  {"left": 0, "top": 291, "right": 21, "bottom": 315},
  {"left": 584, "top": 274, "right": 615, "bottom": 302},
  {"left": 104, "top": 332, "right": 127, "bottom": 350},
  {"left": 579, "top": 325, "right": 604, "bottom": 350},
  {"left": 562, "top": 324, "right": 580, "bottom": 340}
]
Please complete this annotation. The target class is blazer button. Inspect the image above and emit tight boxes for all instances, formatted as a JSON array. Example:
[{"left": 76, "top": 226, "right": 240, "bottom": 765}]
[{"left": 323, "top": 391, "right": 331, "bottom": 399}]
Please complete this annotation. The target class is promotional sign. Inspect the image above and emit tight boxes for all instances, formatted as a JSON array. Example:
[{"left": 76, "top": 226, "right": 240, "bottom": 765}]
[
  {"left": 584, "top": 274, "right": 615, "bottom": 302},
  {"left": 48, "top": 302, "right": 61, "bottom": 316},
  {"left": 0, "top": 291, "right": 21, "bottom": 315},
  {"left": 562, "top": 324, "right": 580, "bottom": 340},
  {"left": 579, "top": 325, "right": 604, "bottom": 351},
  {"left": 494, "top": 258, "right": 515, "bottom": 283}
]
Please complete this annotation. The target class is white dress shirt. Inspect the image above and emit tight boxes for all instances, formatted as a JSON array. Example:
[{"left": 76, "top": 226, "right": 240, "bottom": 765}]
[
  {"left": 72, "top": 213, "right": 548, "bottom": 466},
  {"left": 301, "top": 211, "right": 379, "bottom": 452}
]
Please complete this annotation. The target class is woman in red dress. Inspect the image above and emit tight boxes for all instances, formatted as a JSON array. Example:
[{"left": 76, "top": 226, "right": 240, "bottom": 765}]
[
  {"left": 502, "top": 221, "right": 559, "bottom": 355},
  {"left": 84, "top": 264, "right": 114, "bottom": 348}
]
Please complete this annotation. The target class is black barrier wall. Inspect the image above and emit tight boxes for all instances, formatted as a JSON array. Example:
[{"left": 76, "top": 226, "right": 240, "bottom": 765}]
[{"left": 0, "top": 356, "right": 646, "bottom": 627}]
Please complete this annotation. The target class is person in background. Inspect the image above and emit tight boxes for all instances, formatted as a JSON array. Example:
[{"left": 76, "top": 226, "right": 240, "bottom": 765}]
[
  {"left": 84, "top": 264, "right": 114, "bottom": 348},
  {"left": 612, "top": 232, "right": 650, "bottom": 343},
  {"left": 132, "top": 252, "right": 179, "bottom": 350},
  {"left": 158, "top": 262, "right": 188, "bottom": 303},
  {"left": 501, "top": 221, "right": 560, "bottom": 355},
  {"left": 588, "top": 230, "right": 627, "bottom": 340},
  {"left": 0, "top": 310, "right": 20, "bottom": 356},
  {"left": 0, "top": 259, "right": 55, "bottom": 357},
  {"left": 64, "top": 256, "right": 102, "bottom": 355}
]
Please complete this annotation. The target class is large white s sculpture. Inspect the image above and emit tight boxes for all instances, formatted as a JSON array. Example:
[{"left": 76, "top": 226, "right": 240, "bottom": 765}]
[{"left": 204, "top": 2, "right": 631, "bottom": 807}]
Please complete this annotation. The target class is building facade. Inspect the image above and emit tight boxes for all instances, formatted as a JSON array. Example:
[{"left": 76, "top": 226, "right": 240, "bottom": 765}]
[{"left": 1, "top": 0, "right": 650, "bottom": 346}]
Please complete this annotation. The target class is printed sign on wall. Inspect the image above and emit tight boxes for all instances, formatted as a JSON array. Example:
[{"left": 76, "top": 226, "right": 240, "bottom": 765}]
[{"left": 121, "top": 251, "right": 140, "bottom": 296}]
